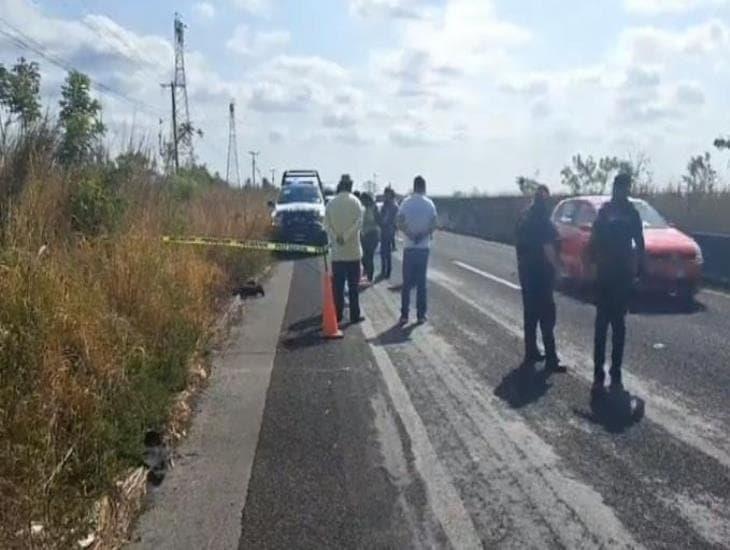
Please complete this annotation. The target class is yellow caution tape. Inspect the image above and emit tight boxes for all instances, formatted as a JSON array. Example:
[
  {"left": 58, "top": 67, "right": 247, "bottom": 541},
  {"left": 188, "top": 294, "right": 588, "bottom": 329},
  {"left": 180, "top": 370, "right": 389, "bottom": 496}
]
[{"left": 162, "top": 235, "right": 327, "bottom": 255}]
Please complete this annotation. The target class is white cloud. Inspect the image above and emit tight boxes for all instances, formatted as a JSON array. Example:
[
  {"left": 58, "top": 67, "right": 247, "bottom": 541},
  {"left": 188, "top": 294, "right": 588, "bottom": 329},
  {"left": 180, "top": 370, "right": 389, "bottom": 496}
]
[
  {"left": 226, "top": 25, "right": 290, "bottom": 57},
  {"left": 323, "top": 111, "right": 358, "bottom": 128},
  {"left": 231, "top": 0, "right": 271, "bottom": 16},
  {"left": 268, "top": 128, "right": 287, "bottom": 143},
  {"left": 332, "top": 127, "right": 372, "bottom": 146},
  {"left": 675, "top": 81, "right": 706, "bottom": 105},
  {"left": 349, "top": 0, "right": 428, "bottom": 19},
  {"left": 498, "top": 76, "right": 550, "bottom": 97},
  {"left": 246, "top": 55, "right": 351, "bottom": 113},
  {"left": 618, "top": 19, "right": 730, "bottom": 66},
  {"left": 389, "top": 120, "right": 442, "bottom": 147},
  {"left": 624, "top": 0, "right": 729, "bottom": 15},
  {"left": 248, "top": 81, "right": 313, "bottom": 113},
  {"left": 193, "top": 2, "right": 216, "bottom": 19}
]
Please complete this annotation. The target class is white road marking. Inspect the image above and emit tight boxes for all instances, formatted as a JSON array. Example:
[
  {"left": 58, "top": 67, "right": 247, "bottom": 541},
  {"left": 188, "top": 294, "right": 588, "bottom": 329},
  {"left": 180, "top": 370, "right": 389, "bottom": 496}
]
[
  {"left": 453, "top": 260, "right": 522, "bottom": 291},
  {"left": 363, "top": 286, "right": 642, "bottom": 548},
  {"left": 360, "top": 316, "right": 483, "bottom": 550},
  {"left": 703, "top": 288, "right": 730, "bottom": 300},
  {"left": 425, "top": 264, "right": 730, "bottom": 470}
]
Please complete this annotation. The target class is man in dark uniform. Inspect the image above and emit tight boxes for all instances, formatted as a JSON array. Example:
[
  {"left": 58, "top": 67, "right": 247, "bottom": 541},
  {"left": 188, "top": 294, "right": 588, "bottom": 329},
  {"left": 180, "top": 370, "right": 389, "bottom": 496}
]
[
  {"left": 516, "top": 185, "right": 564, "bottom": 372},
  {"left": 588, "top": 173, "right": 645, "bottom": 392}
]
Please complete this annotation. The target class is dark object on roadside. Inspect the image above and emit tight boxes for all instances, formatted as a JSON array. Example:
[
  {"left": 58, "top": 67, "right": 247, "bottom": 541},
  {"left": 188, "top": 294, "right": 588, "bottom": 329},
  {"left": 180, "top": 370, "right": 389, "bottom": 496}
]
[
  {"left": 143, "top": 430, "right": 169, "bottom": 486},
  {"left": 234, "top": 281, "right": 265, "bottom": 299},
  {"left": 579, "top": 387, "right": 646, "bottom": 434}
]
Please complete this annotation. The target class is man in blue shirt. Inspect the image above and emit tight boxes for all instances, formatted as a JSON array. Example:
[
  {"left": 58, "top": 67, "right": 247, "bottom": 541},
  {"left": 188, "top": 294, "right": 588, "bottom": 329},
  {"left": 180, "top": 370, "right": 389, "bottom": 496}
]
[{"left": 397, "top": 176, "right": 438, "bottom": 325}]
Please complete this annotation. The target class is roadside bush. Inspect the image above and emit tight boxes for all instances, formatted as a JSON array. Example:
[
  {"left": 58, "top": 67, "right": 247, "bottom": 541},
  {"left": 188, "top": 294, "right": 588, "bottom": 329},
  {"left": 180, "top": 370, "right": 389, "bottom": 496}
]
[
  {"left": 69, "top": 174, "right": 125, "bottom": 236},
  {"left": 0, "top": 129, "right": 273, "bottom": 546}
]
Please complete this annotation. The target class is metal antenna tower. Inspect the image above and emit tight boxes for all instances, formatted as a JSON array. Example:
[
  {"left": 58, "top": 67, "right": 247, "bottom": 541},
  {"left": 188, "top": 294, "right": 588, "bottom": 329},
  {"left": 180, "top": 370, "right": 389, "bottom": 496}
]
[
  {"left": 173, "top": 13, "right": 194, "bottom": 167},
  {"left": 226, "top": 100, "right": 241, "bottom": 187},
  {"left": 248, "top": 151, "right": 260, "bottom": 187}
]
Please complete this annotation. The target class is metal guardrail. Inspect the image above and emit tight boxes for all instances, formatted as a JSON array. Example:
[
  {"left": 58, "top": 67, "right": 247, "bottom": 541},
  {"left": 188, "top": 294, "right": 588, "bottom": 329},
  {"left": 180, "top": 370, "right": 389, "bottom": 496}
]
[{"left": 692, "top": 232, "right": 730, "bottom": 285}]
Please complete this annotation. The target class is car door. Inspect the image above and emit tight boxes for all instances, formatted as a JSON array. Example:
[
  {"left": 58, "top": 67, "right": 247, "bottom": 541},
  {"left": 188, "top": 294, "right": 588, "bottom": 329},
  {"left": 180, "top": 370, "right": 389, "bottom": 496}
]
[
  {"left": 572, "top": 202, "right": 597, "bottom": 281},
  {"left": 553, "top": 200, "right": 579, "bottom": 276}
]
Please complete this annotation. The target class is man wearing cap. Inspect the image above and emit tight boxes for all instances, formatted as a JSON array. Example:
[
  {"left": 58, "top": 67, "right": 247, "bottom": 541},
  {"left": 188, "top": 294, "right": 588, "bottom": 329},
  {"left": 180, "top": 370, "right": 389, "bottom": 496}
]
[
  {"left": 515, "top": 185, "right": 564, "bottom": 372},
  {"left": 325, "top": 175, "right": 365, "bottom": 325},
  {"left": 588, "top": 173, "right": 645, "bottom": 392}
]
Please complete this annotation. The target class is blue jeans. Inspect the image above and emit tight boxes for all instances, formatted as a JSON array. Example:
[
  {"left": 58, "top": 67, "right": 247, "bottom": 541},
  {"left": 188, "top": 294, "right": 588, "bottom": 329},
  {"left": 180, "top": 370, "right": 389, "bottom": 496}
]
[{"left": 401, "top": 248, "right": 429, "bottom": 319}]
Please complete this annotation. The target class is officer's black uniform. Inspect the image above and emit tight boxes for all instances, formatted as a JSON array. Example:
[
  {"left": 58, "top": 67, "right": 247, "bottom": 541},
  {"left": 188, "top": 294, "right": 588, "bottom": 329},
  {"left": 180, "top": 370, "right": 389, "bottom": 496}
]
[
  {"left": 516, "top": 201, "right": 560, "bottom": 367},
  {"left": 589, "top": 198, "right": 644, "bottom": 387}
]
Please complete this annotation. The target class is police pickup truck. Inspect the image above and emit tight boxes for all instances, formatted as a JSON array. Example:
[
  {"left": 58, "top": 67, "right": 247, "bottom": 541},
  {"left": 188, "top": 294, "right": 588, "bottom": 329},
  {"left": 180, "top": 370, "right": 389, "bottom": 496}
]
[{"left": 269, "top": 170, "right": 328, "bottom": 246}]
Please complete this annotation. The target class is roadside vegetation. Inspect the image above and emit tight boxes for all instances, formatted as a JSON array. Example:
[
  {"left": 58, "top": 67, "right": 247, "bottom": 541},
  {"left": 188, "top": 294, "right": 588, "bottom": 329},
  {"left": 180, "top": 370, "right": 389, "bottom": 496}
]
[
  {"left": 0, "top": 60, "right": 272, "bottom": 546},
  {"left": 514, "top": 146, "right": 730, "bottom": 234}
]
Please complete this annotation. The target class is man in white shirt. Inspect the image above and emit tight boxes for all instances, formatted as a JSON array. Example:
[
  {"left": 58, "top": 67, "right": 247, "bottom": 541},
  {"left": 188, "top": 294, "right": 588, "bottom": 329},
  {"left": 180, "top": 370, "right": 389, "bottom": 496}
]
[
  {"left": 325, "top": 174, "right": 364, "bottom": 324},
  {"left": 397, "top": 175, "right": 438, "bottom": 325}
]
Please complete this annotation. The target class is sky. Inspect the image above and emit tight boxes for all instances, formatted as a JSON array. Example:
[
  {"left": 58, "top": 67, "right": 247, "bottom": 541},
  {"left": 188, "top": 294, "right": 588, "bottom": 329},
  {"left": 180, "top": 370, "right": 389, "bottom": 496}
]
[{"left": 0, "top": 0, "right": 729, "bottom": 195}]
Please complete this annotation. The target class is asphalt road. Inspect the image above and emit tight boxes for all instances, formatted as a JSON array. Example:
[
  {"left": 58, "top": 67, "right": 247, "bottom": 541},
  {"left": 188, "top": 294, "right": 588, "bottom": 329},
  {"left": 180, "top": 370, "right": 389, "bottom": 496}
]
[{"left": 133, "top": 231, "right": 730, "bottom": 549}]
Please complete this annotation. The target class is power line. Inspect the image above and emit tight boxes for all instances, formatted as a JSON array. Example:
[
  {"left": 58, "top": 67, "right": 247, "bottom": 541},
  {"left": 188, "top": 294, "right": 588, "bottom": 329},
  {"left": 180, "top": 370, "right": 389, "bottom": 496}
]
[
  {"left": 0, "top": 16, "right": 163, "bottom": 117},
  {"left": 77, "top": 18, "right": 165, "bottom": 84}
]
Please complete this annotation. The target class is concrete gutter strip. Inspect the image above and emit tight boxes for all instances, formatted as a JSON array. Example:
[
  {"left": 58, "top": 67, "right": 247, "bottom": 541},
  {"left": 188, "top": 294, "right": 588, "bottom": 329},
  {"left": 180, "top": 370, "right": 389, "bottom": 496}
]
[{"left": 128, "top": 262, "right": 293, "bottom": 550}]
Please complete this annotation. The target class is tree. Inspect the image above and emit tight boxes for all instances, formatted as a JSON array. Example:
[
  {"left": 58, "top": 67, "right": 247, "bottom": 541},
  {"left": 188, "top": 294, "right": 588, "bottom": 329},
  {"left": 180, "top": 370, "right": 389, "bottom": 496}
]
[
  {"left": 58, "top": 70, "right": 105, "bottom": 166},
  {"left": 715, "top": 136, "right": 730, "bottom": 151},
  {"left": 560, "top": 153, "right": 653, "bottom": 195},
  {"left": 0, "top": 57, "right": 41, "bottom": 133},
  {"left": 682, "top": 152, "right": 717, "bottom": 194}
]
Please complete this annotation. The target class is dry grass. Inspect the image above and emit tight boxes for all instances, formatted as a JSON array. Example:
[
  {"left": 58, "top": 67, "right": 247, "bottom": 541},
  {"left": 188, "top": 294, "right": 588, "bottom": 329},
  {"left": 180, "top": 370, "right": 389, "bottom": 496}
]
[{"left": 0, "top": 136, "right": 273, "bottom": 547}]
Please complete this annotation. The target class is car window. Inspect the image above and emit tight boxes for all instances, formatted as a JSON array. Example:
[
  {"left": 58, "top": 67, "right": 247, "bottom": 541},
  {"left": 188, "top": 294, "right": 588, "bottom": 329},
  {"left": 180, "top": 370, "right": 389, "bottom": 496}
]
[
  {"left": 556, "top": 201, "right": 578, "bottom": 225},
  {"left": 574, "top": 203, "right": 596, "bottom": 226},
  {"left": 632, "top": 201, "right": 669, "bottom": 229},
  {"left": 277, "top": 185, "right": 322, "bottom": 204},
  {"left": 283, "top": 177, "right": 317, "bottom": 186}
]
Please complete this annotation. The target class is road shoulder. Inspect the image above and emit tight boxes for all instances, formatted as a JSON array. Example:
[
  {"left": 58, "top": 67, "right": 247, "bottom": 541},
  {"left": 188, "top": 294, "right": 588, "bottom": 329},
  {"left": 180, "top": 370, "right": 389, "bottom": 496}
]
[{"left": 128, "top": 262, "right": 293, "bottom": 549}]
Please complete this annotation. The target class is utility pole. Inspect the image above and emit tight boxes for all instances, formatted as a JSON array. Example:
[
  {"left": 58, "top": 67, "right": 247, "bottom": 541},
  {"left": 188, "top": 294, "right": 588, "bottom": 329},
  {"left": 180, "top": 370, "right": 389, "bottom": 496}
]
[
  {"left": 270, "top": 168, "right": 276, "bottom": 187},
  {"left": 226, "top": 100, "right": 241, "bottom": 187},
  {"left": 248, "top": 151, "right": 260, "bottom": 187},
  {"left": 160, "top": 81, "right": 179, "bottom": 173},
  {"left": 173, "top": 13, "right": 194, "bottom": 167}
]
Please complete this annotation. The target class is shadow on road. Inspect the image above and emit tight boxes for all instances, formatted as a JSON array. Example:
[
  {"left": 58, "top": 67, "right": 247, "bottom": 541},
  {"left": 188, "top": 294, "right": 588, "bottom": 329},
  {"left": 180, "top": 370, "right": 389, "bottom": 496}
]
[
  {"left": 281, "top": 328, "right": 324, "bottom": 351},
  {"left": 494, "top": 362, "right": 555, "bottom": 409},
  {"left": 558, "top": 283, "right": 706, "bottom": 316},
  {"left": 288, "top": 315, "right": 322, "bottom": 332},
  {"left": 369, "top": 322, "right": 418, "bottom": 346},
  {"left": 573, "top": 389, "right": 646, "bottom": 434}
]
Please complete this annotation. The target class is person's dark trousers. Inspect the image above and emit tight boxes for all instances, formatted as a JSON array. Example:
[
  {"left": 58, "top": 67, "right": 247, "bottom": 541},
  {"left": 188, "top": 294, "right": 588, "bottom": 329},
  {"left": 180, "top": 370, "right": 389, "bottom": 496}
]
[
  {"left": 380, "top": 232, "right": 393, "bottom": 278},
  {"left": 361, "top": 232, "right": 379, "bottom": 282},
  {"left": 593, "top": 275, "right": 632, "bottom": 383},
  {"left": 518, "top": 267, "right": 557, "bottom": 363},
  {"left": 401, "top": 248, "right": 430, "bottom": 320},
  {"left": 332, "top": 261, "right": 361, "bottom": 323}
]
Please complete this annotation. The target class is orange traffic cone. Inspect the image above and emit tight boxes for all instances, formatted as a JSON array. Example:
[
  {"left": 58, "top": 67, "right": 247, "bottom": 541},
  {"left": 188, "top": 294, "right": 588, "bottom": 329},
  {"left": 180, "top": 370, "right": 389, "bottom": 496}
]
[{"left": 322, "top": 270, "right": 344, "bottom": 339}]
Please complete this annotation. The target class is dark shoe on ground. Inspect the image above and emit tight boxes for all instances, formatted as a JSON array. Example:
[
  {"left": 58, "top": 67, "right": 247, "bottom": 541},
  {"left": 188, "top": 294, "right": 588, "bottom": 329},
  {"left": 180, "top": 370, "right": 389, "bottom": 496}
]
[
  {"left": 610, "top": 370, "right": 623, "bottom": 391},
  {"left": 398, "top": 317, "right": 408, "bottom": 326},
  {"left": 350, "top": 316, "right": 366, "bottom": 325},
  {"left": 525, "top": 351, "right": 546, "bottom": 363},
  {"left": 545, "top": 359, "right": 567, "bottom": 373},
  {"left": 592, "top": 370, "right": 606, "bottom": 393},
  {"left": 416, "top": 316, "right": 428, "bottom": 325}
]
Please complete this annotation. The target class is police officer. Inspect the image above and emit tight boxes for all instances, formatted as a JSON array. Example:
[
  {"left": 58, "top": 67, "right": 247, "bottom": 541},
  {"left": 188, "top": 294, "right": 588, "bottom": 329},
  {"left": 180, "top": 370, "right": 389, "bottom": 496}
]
[
  {"left": 516, "top": 185, "right": 564, "bottom": 372},
  {"left": 588, "top": 173, "right": 645, "bottom": 392}
]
